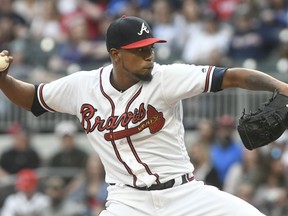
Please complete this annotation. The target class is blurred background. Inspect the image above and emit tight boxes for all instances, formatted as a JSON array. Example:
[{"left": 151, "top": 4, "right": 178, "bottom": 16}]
[{"left": 0, "top": 0, "right": 288, "bottom": 215}]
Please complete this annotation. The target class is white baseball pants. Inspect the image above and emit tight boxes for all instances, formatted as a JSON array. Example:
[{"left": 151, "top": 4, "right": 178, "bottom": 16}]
[{"left": 100, "top": 180, "right": 265, "bottom": 216}]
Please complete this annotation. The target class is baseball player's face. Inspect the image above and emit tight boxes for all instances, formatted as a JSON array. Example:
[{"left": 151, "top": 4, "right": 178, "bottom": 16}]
[{"left": 119, "top": 45, "right": 155, "bottom": 81}]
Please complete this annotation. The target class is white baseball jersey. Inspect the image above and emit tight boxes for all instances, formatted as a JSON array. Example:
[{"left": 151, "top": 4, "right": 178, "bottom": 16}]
[{"left": 32, "top": 63, "right": 225, "bottom": 187}]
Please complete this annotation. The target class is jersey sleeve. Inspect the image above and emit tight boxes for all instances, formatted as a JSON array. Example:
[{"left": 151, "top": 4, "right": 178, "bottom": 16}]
[
  {"left": 31, "top": 73, "right": 82, "bottom": 116},
  {"left": 31, "top": 85, "right": 47, "bottom": 116},
  {"left": 160, "top": 64, "right": 227, "bottom": 104}
]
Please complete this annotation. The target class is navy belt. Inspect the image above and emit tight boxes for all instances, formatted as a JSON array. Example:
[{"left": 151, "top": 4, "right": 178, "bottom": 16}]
[{"left": 110, "top": 174, "right": 194, "bottom": 191}]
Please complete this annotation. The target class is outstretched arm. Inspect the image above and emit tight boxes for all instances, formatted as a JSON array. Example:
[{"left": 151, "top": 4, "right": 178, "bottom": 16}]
[
  {"left": 222, "top": 68, "right": 288, "bottom": 95},
  {"left": 0, "top": 50, "right": 35, "bottom": 111}
]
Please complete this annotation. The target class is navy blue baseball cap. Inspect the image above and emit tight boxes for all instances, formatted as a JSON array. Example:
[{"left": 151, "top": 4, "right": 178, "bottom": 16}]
[{"left": 106, "top": 16, "right": 166, "bottom": 51}]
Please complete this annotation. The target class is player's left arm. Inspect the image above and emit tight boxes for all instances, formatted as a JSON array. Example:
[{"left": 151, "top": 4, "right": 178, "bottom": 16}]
[{"left": 221, "top": 68, "right": 288, "bottom": 95}]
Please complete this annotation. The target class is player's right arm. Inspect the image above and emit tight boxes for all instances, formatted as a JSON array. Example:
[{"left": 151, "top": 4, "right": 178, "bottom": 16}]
[{"left": 0, "top": 50, "right": 35, "bottom": 111}]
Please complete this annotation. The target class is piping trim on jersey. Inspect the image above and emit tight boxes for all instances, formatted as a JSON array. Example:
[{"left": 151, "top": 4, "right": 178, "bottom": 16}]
[
  {"left": 125, "top": 88, "right": 161, "bottom": 186},
  {"left": 99, "top": 68, "right": 160, "bottom": 187},
  {"left": 99, "top": 68, "right": 138, "bottom": 185},
  {"left": 38, "top": 83, "right": 56, "bottom": 112},
  {"left": 203, "top": 66, "right": 213, "bottom": 93}
]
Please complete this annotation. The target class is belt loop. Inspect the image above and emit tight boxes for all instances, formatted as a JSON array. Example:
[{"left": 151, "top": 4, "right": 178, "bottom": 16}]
[
  {"left": 174, "top": 175, "right": 183, "bottom": 187},
  {"left": 182, "top": 174, "right": 189, "bottom": 184},
  {"left": 186, "top": 173, "right": 194, "bottom": 182}
]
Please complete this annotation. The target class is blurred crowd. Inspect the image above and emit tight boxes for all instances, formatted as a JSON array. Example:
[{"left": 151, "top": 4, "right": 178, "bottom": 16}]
[
  {"left": 0, "top": 0, "right": 288, "bottom": 85},
  {"left": 0, "top": 121, "right": 108, "bottom": 216},
  {"left": 189, "top": 115, "right": 288, "bottom": 216}
]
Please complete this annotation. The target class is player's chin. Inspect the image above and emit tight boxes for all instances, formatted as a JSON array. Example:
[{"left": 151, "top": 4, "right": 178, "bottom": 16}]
[{"left": 137, "top": 70, "right": 153, "bottom": 81}]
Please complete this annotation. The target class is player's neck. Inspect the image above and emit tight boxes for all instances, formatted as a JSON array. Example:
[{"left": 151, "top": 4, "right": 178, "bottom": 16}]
[{"left": 110, "top": 69, "right": 139, "bottom": 93}]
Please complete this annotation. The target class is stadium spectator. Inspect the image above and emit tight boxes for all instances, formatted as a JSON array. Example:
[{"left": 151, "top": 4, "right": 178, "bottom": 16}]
[
  {"left": 151, "top": 0, "right": 183, "bottom": 62},
  {"left": 41, "top": 176, "right": 85, "bottom": 216},
  {"left": 106, "top": 0, "right": 152, "bottom": 17},
  {"left": 268, "top": 0, "right": 288, "bottom": 27},
  {"left": 174, "top": 0, "right": 202, "bottom": 61},
  {"left": 275, "top": 130, "right": 288, "bottom": 171},
  {"left": 29, "top": 0, "right": 63, "bottom": 42},
  {"left": 48, "top": 13, "right": 112, "bottom": 74},
  {"left": 194, "top": 118, "right": 216, "bottom": 146},
  {"left": 66, "top": 155, "right": 108, "bottom": 215},
  {"left": 48, "top": 121, "right": 88, "bottom": 184},
  {"left": 234, "top": 182, "right": 257, "bottom": 207},
  {"left": 0, "top": 0, "right": 29, "bottom": 78},
  {"left": 58, "top": 0, "right": 108, "bottom": 41},
  {"left": 12, "top": 0, "right": 43, "bottom": 23},
  {"left": 0, "top": 0, "right": 28, "bottom": 40},
  {"left": 224, "top": 149, "right": 266, "bottom": 195},
  {"left": 51, "top": 14, "right": 93, "bottom": 73},
  {"left": 188, "top": 141, "right": 222, "bottom": 189},
  {"left": 210, "top": 114, "right": 243, "bottom": 185},
  {"left": 181, "top": 9, "right": 232, "bottom": 65},
  {"left": 228, "top": 5, "right": 266, "bottom": 64},
  {"left": 0, "top": 122, "right": 41, "bottom": 177},
  {"left": 89, "top": 15, "right": 114, "bottom": 65},
  {"left": 257, "top": 0, "right": 288, "bottom": 62},
  {"left": 208, "top": 0, "right": 240, "bottom": 21},
  {"left": 1, "top": 169, "right": 49, "bottom": 216},
  {"left": 253, "top": 154, "right": 288, "bottom": 215}
]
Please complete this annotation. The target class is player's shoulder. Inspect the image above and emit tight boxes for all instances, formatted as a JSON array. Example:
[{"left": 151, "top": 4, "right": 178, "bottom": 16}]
[
  {"left": 69, "top": 68, "right": 104, "bottom": 79},
  {"left": 153, "top": 62, "right": 199, "bottom": 71},
  {"left": 151, "top": 62, "right": 169, "bottom": 75},
  {"left": 64, "top": 64, "right": 112, "bottom": 82},
  {"left": 152, "top": 62, "right": 200, "bottom": 76}
]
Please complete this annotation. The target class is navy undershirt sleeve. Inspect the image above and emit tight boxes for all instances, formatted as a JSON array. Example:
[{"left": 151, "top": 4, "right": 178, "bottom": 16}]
[
  {"left": 210, "top": 67, "right": 228, "bottom": 92},
  {"left": 31, "top": 85, "right": 47, "bottom": 117}
]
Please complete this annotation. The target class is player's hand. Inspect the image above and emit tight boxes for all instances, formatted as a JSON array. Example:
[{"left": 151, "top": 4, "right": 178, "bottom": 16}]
[{"left": 0, "top": 50, "right": 13, "bottom": 77}]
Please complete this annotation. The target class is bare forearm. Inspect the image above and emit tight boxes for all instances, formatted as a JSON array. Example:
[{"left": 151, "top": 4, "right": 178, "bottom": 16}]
[
  {"left": 0, "top": 75, "right": 35, "bottom": 111},
  {"left": 222, "top": 68, "right": 288, "bottom": 95}
]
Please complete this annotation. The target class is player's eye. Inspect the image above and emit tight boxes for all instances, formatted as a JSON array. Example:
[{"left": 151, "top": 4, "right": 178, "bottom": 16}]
[
  {"left": 137, "top": 46, "right": 154, "bottom": 53},
  {"left": 137, "top": 48, "right": 144, "bottom": 52}
]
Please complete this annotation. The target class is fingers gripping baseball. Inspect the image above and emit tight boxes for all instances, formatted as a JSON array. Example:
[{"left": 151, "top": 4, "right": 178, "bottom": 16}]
[{"left": 0, "top": 50, "right": 13, "bottom": 75}]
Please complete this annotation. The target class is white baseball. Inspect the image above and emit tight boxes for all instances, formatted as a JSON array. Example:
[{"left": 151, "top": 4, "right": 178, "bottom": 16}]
[{"left": 0, "top": 55, "right": 10, "bottom": 72}]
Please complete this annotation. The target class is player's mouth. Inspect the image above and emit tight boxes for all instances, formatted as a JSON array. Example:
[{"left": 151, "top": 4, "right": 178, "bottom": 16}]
[{"left": 144, "top": 64, "right": 154, "bottom": 70}]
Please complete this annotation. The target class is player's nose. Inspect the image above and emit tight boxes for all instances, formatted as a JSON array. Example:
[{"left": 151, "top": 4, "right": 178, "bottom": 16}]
[{"left": 145, "top": 48, "right": 154, "bottom": 61}]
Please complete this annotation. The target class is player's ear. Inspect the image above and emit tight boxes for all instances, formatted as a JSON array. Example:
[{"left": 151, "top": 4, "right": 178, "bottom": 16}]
[{"left": 110, "top": 48, "right": 121, "bottom": 62}]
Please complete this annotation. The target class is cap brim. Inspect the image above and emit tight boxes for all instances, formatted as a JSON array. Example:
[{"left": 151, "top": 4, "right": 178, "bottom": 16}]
[{"left": 121, "top": 38, "right": 166, "bottom": 49}]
